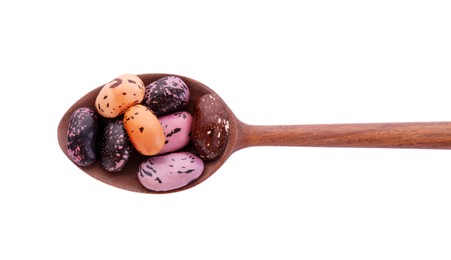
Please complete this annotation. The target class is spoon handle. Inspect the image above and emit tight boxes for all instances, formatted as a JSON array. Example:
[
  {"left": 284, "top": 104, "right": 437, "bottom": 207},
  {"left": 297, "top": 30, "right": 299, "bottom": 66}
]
[{"left": 238, "top": 122, "right": 451, "bottom": 150}]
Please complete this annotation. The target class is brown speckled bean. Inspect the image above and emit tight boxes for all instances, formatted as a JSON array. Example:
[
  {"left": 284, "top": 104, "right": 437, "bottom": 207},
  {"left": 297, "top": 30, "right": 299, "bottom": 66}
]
[{"left": 191, "top": 94, "right": 229, "bottom": 160}]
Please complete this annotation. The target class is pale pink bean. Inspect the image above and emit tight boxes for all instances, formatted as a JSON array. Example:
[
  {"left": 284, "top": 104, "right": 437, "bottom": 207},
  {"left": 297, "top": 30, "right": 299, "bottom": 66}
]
[
  {"left": 138, "top": 152, "right": 204, "bottom": 191},
  {"left": 158, "top": 111, "right": 193, "bottom": 155}
]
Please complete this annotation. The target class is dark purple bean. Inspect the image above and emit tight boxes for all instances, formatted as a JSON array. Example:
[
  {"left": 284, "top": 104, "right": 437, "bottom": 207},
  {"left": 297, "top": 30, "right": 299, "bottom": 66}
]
[
  {"left": 100, "top": 118, "right": 133, "bottom": 172},
  {"left": 143, "top": 76, "right": 190, "bottom": 116},
  {"left": 67, "top": 107, "right": 99, "bottom": 166}
]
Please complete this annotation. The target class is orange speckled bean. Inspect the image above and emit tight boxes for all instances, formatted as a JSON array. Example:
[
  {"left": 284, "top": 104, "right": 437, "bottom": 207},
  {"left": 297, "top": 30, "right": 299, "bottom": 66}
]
[
  {"left": 123, "top": 104, "right": 165, "bottom": 156},
  {"left": 95, "top": 74, "right": 145, "bottom": 118}
]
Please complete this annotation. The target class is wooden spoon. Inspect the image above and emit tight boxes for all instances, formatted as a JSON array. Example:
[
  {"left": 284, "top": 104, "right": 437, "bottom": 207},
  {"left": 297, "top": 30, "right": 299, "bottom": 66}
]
[{"left": 57, "top": 73, "right": 451, "bottom": 194}]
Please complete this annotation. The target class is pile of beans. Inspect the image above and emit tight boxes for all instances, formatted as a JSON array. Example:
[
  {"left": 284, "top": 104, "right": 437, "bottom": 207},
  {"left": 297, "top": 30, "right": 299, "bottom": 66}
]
[{"left": 66, "top": 74, "right": 229, "bottom": 191}]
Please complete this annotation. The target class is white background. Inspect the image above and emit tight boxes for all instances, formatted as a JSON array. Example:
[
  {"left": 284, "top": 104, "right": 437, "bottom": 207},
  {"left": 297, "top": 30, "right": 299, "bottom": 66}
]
[{"left": 1, "top": 0, "right": 451, "bottom": 259}]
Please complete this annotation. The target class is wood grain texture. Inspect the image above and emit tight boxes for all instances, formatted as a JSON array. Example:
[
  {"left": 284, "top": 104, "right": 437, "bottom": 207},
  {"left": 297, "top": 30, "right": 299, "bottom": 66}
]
[{"left": 238, "top": 122, "right": 451, "bottom": 149}]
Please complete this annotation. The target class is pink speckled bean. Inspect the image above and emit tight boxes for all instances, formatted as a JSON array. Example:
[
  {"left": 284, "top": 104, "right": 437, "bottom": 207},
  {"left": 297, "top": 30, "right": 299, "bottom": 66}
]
[
  {"left": 158, "top": 111, "right": 193, "bottom": 155},
  {"left": 138, "top": 152, "right": 204, "bottom": 191}
]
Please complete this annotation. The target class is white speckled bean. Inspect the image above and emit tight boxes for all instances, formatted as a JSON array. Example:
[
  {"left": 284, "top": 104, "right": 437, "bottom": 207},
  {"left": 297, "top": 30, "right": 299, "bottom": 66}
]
[
  {"left": 191, "top": 93, "right": 229, "bottom": 160},
  {"left": 158, "top": 111, "right": 193, "bottom": 155},
  {"left": 138, "top": 152, "right": 204, "bottom": 191}
]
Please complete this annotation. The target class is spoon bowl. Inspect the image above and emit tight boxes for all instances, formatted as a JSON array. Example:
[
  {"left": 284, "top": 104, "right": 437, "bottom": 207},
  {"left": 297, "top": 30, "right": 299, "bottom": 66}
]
[
  {"left": 57, "top": 74, "right": 241, "bottom": 193},
  {"left": 58, "top": 73, "right": 451, "bottom": 193}
]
